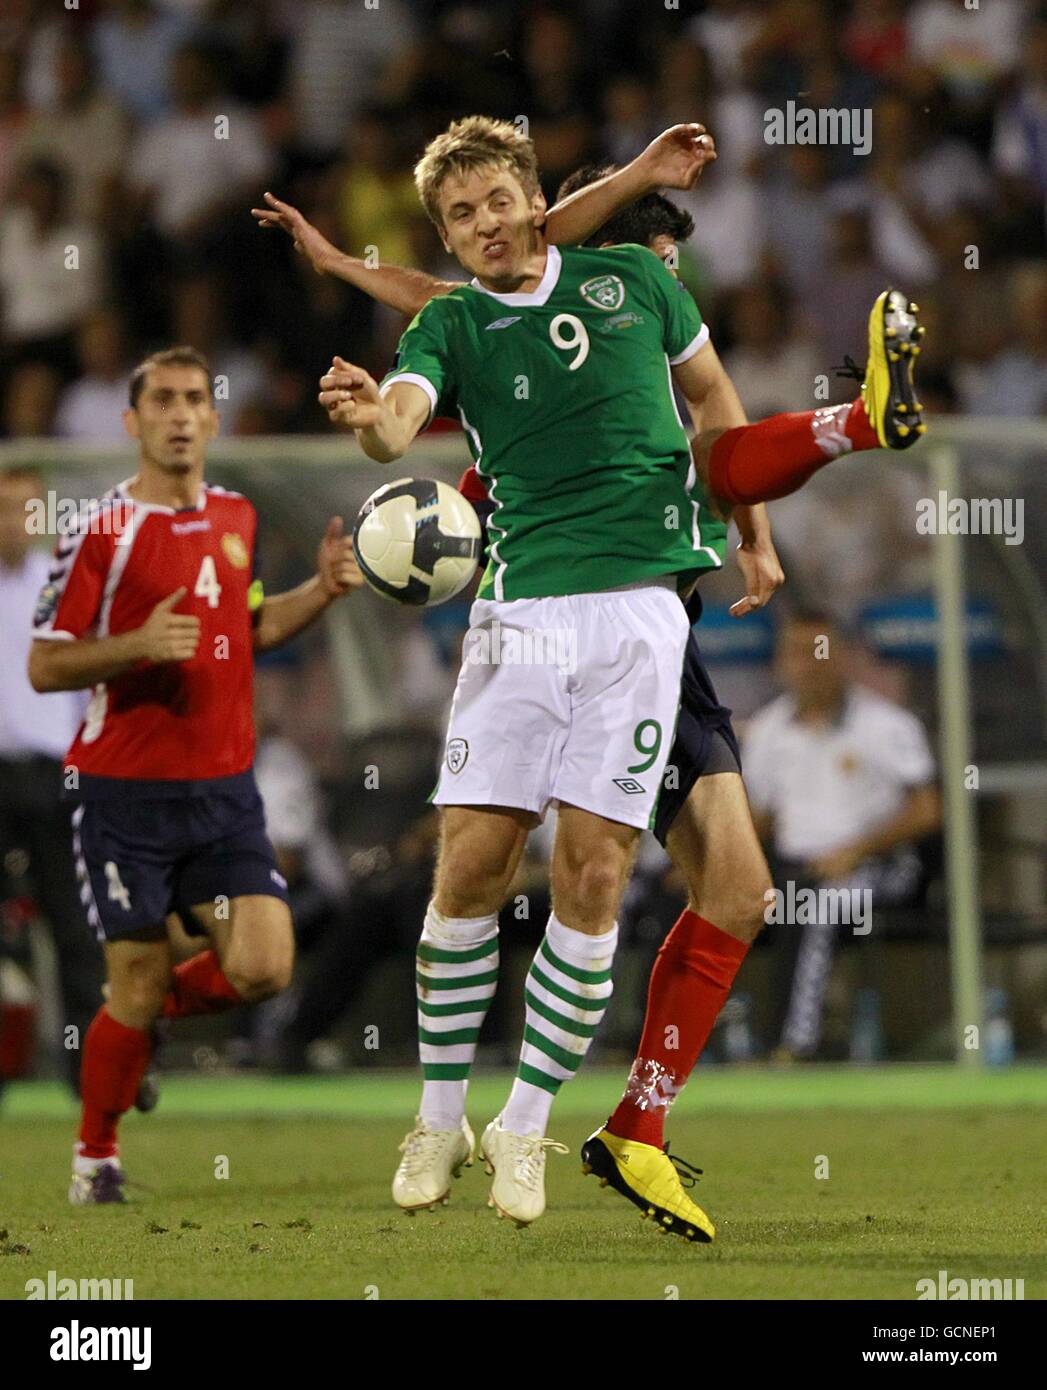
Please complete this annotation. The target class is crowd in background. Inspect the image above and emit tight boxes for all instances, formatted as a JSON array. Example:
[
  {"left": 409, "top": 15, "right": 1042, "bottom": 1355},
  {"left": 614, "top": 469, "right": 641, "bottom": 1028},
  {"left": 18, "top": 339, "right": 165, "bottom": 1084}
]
[
  {"left": 0, "top": 0, "right": 1045, "bottom": 439},
  {"left": 1, "top": 0, "right": 1045, "bottom": 1077}
]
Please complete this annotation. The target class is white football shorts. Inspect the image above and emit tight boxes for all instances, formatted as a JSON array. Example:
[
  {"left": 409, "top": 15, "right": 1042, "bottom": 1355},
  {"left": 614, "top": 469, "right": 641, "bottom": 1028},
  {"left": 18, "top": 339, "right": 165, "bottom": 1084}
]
[{"left": 431, "top": 580, "right": 689, "bottom": 830}]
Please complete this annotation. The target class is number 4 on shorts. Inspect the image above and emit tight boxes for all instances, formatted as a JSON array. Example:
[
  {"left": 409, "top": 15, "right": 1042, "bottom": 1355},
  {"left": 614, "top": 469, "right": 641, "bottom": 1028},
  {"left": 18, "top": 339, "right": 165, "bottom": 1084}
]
[{"left": 104, "top": 860, "right": 132, "bottom": 911}]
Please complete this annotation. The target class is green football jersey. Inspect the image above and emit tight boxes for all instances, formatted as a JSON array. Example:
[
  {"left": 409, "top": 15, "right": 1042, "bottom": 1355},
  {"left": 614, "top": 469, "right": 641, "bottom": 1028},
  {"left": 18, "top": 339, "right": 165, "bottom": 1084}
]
[{"left": 381, "top": 243, "right": 726, "bottom": 601}]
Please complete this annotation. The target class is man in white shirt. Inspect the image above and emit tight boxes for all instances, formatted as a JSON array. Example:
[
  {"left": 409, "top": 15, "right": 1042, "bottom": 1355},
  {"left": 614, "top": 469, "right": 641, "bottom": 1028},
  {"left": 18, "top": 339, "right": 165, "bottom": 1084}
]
[
  {"left": 0, "top": 467, "right": 101, "bottom": 1093},
  {"left": 743, "top": 609, "right": 941, "bottom": 1058},
  {"left": 126, "top": 39, "right": 272, "bottom": 244}
]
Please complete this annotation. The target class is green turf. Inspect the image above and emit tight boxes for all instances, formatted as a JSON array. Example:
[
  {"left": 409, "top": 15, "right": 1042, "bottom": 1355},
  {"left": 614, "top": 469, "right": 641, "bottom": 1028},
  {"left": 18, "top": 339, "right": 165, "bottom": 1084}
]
[{"left": 2, "top": 1068, "right": 1045, "bottom": 1300}]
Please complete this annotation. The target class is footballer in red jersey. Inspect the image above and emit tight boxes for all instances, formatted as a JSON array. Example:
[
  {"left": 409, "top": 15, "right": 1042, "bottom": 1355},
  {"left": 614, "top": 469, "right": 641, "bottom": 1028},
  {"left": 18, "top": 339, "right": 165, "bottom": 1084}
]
[{"left": 28, "top": 347, "right": 364, "bottom": 1205}]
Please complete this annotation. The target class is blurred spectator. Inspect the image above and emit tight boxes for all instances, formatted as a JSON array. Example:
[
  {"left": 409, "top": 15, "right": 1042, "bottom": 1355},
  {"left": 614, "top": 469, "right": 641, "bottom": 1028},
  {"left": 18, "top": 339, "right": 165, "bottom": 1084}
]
[
  {"left": 992, "top": 17, "right": 1047, "bottom": 230},
  {"left": 55, "top": 310, "right": 134, "bottom": 442},
  {"left": 805, "top": 209, "right": 887, "bottom": 398},
  {"left": 688, "top": 0, "right": 763, "bottom": 92},
  {"left": 0, "top": 466, "right": 101, "bottom": 1092},
  {"left": 837, "top": 95, "right": 991, "bottom": 286},
  {"left": 662, "top": 40, "right": 764, "bottom": 290},
  {"left": 126, "top": 39, "right": 272, "bottom": 246},
  {"left": 287, "top": 0, "right": 418, "bottom": 159},
  {"left": 908, "top": 0, "right": 1023, "bottom": 131},
  {"left": 518, "top": 8, "right": 597, "bottom": 196},
  {"left": 954, "top": 262, "right": 1047, "bottom": 417},
  {"left": 0, "top": 48, "right": 27, "bottom": 207},
  {"left": 198, "top": 0, "right": 289, "bottom": 110},
  {"left": 0, "top": 160, "right": 103, "bottom": 379},
  {"left": 721, "top": 280, "right": 821, "bottom": 417},
  {"left": 170, "top": 274, "right": 269, "bottom": 430},
  {"left": 335, "top": 106, "right": 426, "bottom": 271},
  {"left": 763, "top": 147, "right": 834, "bottom": 302},
  {"left": 842, "top": 0, "right": 909, "bottom": 83},
  {"left": 3, "top": 363, "right": 61, "bottom": 438},
  {"left": 14, "top": 33, "right": 130, "bottom": 227},
  {"left": 92, "top": 0, "right": 195, "bottom": 123},
  {"left": 744, "top": 609, "right": 940, "bottom": 1060}
]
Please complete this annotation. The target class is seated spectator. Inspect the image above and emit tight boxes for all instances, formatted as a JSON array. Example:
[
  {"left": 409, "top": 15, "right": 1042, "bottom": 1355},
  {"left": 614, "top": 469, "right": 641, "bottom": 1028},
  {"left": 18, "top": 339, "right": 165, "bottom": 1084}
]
[
  {"left": 3, "top": 362, "right": 61, "bottom": 438},
  {"left": 721, "top": 280, "right": 821, "bottom": 418},
  {"left": 955, "top": 262, "right": 1047, "bottom": 417},
  {"left": 15, "top": 32, "right": 129, "bottom": 229},
  {"left": 0, "top": 159, "right": 102, "bottom": 380},
  {"left": 91, "top": 0, "right": 194, "bottom": 123},
  {"left": 170, "top": 273, "right": 269, "bottom": 430},
  {"left": 55, "top": 309, "right": 134, "bottom": 442},
  {"left": 126, "top": 39, "right": 272, "bottom": 249},
  {"left": 992, "top": 17, "right": 1047, "bottom": 230},
  {"left": 743, "top": 610, "right": 941, "bottom": 1060},
  {"left": 0, "top": 47, "right": 27, "bottom": 207},
  {"left": 335, "top": 106, "right": 426, "bottom": 274}
]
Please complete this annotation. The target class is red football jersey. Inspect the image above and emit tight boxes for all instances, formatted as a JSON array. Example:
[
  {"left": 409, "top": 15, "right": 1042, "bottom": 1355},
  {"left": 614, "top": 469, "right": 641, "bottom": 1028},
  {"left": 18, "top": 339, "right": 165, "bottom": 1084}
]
[{"left": 33, "top": 482, "right": 261, "bottom": 790}]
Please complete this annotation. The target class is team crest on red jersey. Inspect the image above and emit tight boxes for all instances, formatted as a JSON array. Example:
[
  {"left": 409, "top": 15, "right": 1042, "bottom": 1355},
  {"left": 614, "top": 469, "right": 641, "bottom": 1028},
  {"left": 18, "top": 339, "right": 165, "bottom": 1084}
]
[{"left": 221, "top": 532, "right": 250, "bottom": 569}]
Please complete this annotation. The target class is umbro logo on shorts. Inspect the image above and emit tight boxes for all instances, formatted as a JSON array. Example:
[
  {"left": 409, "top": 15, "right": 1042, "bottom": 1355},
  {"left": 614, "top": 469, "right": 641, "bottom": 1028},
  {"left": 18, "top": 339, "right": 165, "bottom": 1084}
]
[{"left": 613, "top": 777, "right": 646, "bottom": 795}]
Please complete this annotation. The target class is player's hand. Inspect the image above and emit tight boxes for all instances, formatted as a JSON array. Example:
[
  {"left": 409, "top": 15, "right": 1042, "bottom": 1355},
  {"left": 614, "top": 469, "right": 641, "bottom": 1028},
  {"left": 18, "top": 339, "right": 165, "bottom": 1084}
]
[
  {"left": 251, "top": 191, "right": 336, "bottom": 275},
  {"left": 318, "top": 357, "right": 384, "bottom": 430},
  {"left": 638, "top": 123, "right": 717, "bottom": 192},
  {"left": 809, "top": 844, "right": 866, "bottom": 882},
  {"left": 137, "top": 587, "right": 201, "bottom": 664},
  {"left": 317, "top": 516, "right": 364, "bottom": 598},
  {"left": 729, "top": 536, "right": 785, "bottom": 618}
]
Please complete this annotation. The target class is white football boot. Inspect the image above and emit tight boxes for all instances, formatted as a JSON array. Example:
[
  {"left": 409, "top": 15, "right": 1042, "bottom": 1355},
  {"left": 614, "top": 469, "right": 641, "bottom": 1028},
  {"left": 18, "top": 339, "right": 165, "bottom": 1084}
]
[
  {"left": 480, "top": 1114, "right": 569, "bottom": 1227},
  {"left": 392, "top": 1115, "right": 475, "bottom": 1212}
]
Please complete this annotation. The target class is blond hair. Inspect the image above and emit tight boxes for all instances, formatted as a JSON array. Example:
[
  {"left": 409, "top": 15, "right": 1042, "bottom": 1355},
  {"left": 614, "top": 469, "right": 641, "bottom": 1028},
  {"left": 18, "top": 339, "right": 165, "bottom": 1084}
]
[{"left": 414, "top": 116, "right": 540, "bottom": 227}]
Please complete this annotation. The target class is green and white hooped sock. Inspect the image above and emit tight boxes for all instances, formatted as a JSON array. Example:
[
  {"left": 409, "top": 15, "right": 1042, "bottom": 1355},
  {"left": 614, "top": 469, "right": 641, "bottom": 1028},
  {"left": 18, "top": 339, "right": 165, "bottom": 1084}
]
[
  {"left": 502, "top": 912, "right": 618, "bottom": 1137},
  {"left": 417, "top": 904, "right": 499, "bottom": 1131}
]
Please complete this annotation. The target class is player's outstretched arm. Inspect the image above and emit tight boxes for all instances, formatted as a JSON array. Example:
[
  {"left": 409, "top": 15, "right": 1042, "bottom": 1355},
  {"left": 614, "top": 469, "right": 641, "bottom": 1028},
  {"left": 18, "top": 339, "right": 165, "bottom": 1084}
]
[
  {"left": 253, "top": 517, "right": 364, "bottom": 653},
  {"left": 319, "top": 358, "right": 430, "bottom": 463},
  {"left": 544, "top": 123, "right": 717, "bottom": 247},
  {"left": 252, "top": 192, "right": 460, "bottom": 317},
  {"left": 28, "top": 588, "right": 201, "bottom": 692}
]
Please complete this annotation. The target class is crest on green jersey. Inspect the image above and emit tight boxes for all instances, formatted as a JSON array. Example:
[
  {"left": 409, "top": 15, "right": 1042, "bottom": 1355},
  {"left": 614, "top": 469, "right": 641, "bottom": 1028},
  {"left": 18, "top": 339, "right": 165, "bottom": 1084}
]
[{"left": 579, "top": 274, "right": 625, "bottom": 311}]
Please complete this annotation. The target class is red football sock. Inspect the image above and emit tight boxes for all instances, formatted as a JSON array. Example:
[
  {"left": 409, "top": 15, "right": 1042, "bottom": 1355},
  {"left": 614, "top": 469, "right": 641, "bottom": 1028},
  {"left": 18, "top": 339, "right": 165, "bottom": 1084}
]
[
  {"left": 161, "top": 951, "right": 242, "bottom": 1020},
  {"left": 78, "top": 1008, "right": 152, "bottom": 1160},
  {"left": 608, "top": 911, "right": 750, "bottom": 1148},
  {"left": 706, "top": 399, "right": 879, "bottom": 506}
]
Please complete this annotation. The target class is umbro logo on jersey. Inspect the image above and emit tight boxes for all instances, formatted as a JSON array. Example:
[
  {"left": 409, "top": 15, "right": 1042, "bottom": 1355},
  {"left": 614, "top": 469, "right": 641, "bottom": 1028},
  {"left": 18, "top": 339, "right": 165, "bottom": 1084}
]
[
  {"left": 171, "top": 518, "right": 210, "bottom": 535},
  {"left": 613, "top": 777, "right": 646, "bottom": 795},
  {"left": 485, "top": 316, "right": 522, "bottom": 331}
]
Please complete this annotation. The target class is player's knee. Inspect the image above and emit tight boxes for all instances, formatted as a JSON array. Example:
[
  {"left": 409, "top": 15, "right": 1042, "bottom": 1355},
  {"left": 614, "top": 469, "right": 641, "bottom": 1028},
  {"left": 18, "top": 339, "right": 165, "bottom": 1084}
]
[
  {"left": 226, "top": 959, "right": 290, "bottom": 1003},
  {"left": 554, "top": 852, "right": 624, "bottom": 926},
  {"left": 436, "top": 845, "right": 512, "bottom": 917},
  {"left": 688, "top": 870, "right": 773, "bottom": 945},
  {"left": 109, "top": 961, "right": 171, "bottom": 1022}
]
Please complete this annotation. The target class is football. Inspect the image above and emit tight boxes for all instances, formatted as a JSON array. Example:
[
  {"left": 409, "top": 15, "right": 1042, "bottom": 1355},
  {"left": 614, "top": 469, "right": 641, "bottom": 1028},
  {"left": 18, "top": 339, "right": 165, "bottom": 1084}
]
[{"left": 353, "top": 477, "right": 482, "bottom": 606}]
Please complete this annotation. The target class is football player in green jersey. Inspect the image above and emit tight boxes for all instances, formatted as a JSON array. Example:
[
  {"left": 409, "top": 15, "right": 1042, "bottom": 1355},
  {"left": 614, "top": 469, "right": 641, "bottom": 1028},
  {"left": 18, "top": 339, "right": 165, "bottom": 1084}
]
[{"left": 263, "top": 117, "right": 925, "bottom": 1239}]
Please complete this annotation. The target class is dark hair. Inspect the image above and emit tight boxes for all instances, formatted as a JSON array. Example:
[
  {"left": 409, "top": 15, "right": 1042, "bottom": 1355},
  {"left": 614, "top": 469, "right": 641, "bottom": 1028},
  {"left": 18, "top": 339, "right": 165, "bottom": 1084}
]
[
  {"left": 129, "top": 347, "right": 212, "bottom": 408},
  {"left": 554, "top": 162, "right": 695, "bottom": 249}
]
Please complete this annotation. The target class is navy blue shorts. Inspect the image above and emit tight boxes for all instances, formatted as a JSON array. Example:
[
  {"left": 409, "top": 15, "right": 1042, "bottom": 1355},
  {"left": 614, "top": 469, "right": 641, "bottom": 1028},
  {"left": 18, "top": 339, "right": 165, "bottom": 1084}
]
[
  {"left": 71, "top": 774, "right": 288, "bottom": 943},
  {"left": 653, "top": 625, "right": 741, "bottom": 847}
]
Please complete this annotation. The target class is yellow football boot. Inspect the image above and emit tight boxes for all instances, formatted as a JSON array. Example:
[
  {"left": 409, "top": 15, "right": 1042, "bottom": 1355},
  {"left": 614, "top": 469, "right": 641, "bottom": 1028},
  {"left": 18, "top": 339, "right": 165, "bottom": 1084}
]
[
  {"left": 580, "top": 1125, "right": 715, "bottom": 1244},
  {"left": 862, "top": 288, "right": 927, "bottom": 449}
]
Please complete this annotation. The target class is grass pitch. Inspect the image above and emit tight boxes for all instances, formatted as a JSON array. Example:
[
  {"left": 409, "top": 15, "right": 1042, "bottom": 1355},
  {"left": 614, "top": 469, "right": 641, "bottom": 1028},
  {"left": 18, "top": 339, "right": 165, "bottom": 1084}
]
[{"left": 2, "top": 1066, "right": 1045, "bottom": 1300}]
